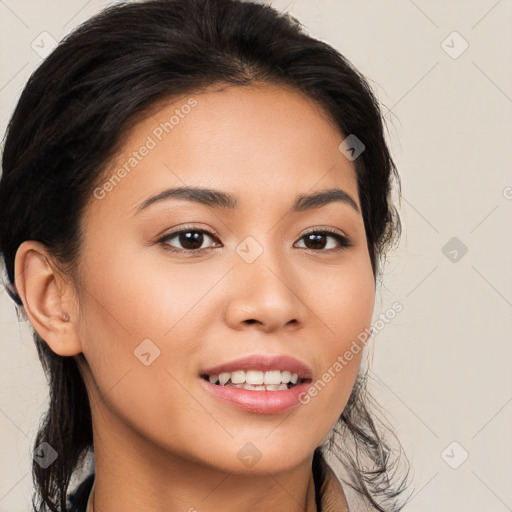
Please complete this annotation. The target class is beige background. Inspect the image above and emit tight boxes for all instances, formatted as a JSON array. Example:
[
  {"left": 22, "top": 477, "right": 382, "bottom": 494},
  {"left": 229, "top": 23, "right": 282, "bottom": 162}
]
[{"left": 1, "top": 0, "right": 511, "bottom": 510}]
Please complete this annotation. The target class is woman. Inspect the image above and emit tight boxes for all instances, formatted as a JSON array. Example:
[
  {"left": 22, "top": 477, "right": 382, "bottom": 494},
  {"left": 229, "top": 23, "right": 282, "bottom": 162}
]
[{"left": 0, "top": 0, "right": 410, "bottom": 510}]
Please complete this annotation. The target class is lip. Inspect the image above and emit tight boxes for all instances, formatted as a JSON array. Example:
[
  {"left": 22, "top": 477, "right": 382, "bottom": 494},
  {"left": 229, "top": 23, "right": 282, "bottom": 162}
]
[
  {"left": 199, "top": 377, "right": 312, "bottom": 414},
  {"left": 200, "top": 354, "right": 313, "bottom": 380}
]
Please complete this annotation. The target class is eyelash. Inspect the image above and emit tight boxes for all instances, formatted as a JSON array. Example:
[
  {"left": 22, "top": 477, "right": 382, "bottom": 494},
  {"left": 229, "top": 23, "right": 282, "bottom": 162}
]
[{"left": 157, "top": 225, "right": 354, "bottom": 254}]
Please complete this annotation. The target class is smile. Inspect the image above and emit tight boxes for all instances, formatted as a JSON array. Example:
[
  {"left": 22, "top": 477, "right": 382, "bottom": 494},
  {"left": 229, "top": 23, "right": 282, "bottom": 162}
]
[
  {"left": 201, "top": 369, "right": 306, "bottom": 391},
  {"left": 199, "top": 354, "right": 314, "bottom": 413}
]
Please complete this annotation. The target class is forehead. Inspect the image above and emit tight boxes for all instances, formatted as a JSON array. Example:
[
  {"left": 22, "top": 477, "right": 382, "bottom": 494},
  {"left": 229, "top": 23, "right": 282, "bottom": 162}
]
[{"left": 89, "top": 83, "right": 359, "bottom": 217}]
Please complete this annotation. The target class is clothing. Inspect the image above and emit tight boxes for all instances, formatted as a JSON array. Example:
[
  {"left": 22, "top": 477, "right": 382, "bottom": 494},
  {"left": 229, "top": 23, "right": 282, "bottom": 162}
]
[
  {"left": 68, "top": 456, "right": 350, "bottom": 512},
  {"left": 317, "top": 458, "right": 351, "bottom": 512}
]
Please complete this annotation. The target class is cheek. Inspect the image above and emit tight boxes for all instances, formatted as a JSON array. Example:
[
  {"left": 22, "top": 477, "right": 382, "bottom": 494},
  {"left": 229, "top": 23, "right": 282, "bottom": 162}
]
[
  {"left": 78, "top": 234, "right": 203, "bottom": 336},
  {"left": 303, "top": 254, "right": 375, "bottom": 347},
  {"left": 296, "top": 255, "right": 374, "bottom": 419},
  {"left": 75, "top": 252, "right": 219, "bottom": 452},
  {"left": 76, "top": 242, "right": 225, "bottom": 389}
]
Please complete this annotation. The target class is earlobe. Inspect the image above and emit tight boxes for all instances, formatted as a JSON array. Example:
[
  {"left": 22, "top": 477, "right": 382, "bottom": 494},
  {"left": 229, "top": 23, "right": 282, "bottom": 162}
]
[{"left": 14, "top": 240, "right": 82, "bottom": 357}]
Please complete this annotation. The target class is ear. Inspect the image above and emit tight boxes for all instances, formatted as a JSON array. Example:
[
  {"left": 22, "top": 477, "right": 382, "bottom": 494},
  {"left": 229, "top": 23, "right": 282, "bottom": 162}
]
[{"left": 14, "top": 240, "right": 82, "bottom": 356}]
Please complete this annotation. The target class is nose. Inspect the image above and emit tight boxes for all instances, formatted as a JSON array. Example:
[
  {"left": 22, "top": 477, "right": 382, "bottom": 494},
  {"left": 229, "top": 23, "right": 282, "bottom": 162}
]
[{"left": 223, "top": 246, "right": 306, "bottom": 333}]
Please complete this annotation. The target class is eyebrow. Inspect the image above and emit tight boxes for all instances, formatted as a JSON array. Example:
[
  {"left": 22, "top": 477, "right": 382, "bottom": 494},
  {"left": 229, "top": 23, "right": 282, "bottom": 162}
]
[{"left": 134, "top": 185, "right": 360, "bottom": 214}]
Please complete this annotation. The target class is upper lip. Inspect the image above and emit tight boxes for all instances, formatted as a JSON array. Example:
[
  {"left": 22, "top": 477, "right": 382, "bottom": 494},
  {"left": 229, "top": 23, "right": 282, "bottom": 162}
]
[{"left": 201, "top": 354, "right": 313, "bottom": 380}]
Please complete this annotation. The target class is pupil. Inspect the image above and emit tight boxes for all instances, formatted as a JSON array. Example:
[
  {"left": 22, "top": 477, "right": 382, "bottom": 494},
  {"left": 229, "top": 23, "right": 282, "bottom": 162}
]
[
  {"left": 306, "top": 233, "right": 325, "bottom": 250},
  {"left": 181, "top": 231, "right": 203, "bottom": 250}
]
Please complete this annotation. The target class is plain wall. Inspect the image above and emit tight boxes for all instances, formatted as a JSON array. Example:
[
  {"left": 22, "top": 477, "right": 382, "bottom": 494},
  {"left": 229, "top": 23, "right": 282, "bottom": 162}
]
[{"left": 1, "top": 0, "right": 511, "bottom": 510}]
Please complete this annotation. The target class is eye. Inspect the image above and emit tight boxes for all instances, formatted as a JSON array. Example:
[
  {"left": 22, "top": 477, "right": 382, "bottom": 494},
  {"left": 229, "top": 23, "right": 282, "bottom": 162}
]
[
  {"left": 158, "top": 227, "right": 220, "bottom": 253},
  {"left": 157, "top": 226, "right": 353, "bottom": 254},
  {"left": 295, "top": 228, "right": 353, "bottom": 252}
]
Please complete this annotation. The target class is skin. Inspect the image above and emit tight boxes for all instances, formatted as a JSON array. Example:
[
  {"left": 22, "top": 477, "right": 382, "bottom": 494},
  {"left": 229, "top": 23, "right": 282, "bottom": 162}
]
[{"left": 15, "top": 83, "right": 375, "bottom": 512}]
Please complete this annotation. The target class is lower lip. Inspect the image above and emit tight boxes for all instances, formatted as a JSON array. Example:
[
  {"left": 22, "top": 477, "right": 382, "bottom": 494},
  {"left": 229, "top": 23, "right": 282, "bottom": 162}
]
[{"left": 199, "top": 378, "right": 312, "bottom": 414}]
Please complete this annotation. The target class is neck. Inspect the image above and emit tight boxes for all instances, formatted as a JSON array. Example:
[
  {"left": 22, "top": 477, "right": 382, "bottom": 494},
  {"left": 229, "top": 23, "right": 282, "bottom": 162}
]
[
  {"left": 88, "top": 407, "right": 318, "bottom": 512},
  {"left": 90, "top": 456, "right": 318, "bottom": 512}
]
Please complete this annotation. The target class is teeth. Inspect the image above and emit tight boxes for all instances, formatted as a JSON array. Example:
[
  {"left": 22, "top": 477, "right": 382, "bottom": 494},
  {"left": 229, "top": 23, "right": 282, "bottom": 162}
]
[
  {"left": 263, "top": 370, "right": 282, "bottom": 385},
  {"left": 241, "top": 383, "right": 289, "bottom": 391},
  {"left": 219, "top": 372, "right": 230, "bottom": 386},
  {"left": 246, "top": 370, "right": 264, "bottom": 385},
  {"left": 205, "top": 369, "right": 300, "bottom": 387},
  {"left": 231, "top": 370, "right": 246, "bottom": 384},
  {"left": 243, "top": 383, "right": 265, "bottom": 390},
  {"left": 281, "top": 371, "right": 292, "bottom": 384}
]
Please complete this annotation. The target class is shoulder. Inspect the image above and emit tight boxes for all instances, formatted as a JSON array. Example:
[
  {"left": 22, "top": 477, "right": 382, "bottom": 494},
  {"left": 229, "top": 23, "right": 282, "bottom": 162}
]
[{"left": 67, "top": 473, "right": 95, "bottom": 512}]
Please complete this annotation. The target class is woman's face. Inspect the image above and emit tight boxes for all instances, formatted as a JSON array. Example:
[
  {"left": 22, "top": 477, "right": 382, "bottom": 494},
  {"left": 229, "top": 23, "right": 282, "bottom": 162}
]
[{"left": 74, "top": 83, "right": 375, "bottom": 474}]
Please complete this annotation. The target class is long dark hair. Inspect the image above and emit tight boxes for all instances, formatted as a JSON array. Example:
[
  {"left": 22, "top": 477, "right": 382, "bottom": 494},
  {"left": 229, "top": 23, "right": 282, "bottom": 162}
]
[{"left": 0, "top": 0, "right": 410, "bottom": 510}]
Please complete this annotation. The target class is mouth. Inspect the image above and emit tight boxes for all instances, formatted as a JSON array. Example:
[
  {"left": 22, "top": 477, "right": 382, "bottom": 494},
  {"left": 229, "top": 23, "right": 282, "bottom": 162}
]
[
  {"left": 199, "top": 354, "right": 314, "bottom": 393},
  {"left": 198, "top": 370, "right": 313, "bottom": 415},
  {"left": 200, "top": 370, "right": 312, "bottom": 391}
]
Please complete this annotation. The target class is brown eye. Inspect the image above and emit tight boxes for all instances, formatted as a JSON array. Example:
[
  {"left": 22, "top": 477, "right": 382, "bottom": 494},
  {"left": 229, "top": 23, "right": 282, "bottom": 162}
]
[
  {"left": 159, "top": 228, "right": 219, "bottom": 253},
  {"left": 158, "top": 227, "right": 353, "bottom": 255},
  {"left": 295, "top": 229, "right": 353, "bottom": 252}
]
